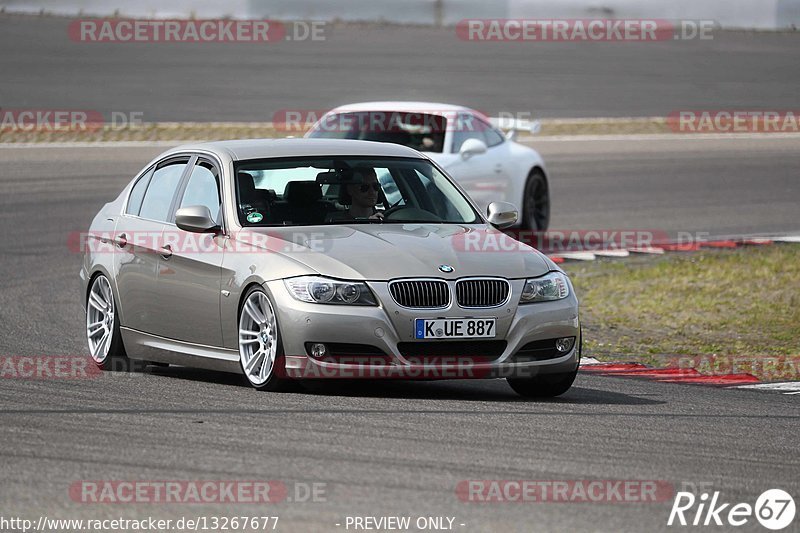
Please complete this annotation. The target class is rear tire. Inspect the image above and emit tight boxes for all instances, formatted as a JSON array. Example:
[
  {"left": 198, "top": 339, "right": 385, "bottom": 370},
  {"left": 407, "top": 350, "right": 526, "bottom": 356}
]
[
  {"left": 522, "top": 169, "right": 550, "bottom": 231},
  {"left": 86, "top": 273, "right": 129, "bottom": 371}
]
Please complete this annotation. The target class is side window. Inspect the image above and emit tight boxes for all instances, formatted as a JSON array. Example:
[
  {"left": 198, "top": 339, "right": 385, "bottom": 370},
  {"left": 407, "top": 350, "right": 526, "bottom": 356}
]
[
  {"left": 178, "top": 160, "right": 221, "bottom": 223},
  {"left": 484, "top": 126, "right": 505, "bottom": 147},
  {"left": 451, "top": 114, "right": 487, "bottom": 153},
  {"left": 125, "top": 167, "right": 153, "bottom": 215},
  {"left": 139, "top": 159, "right": 189, "bottom": 222}
]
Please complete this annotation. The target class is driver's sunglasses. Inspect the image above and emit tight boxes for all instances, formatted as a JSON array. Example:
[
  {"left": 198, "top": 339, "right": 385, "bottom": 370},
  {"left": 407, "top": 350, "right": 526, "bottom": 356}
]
[{"left": 359, "top": 182, "right": 381, "bottom": 193}]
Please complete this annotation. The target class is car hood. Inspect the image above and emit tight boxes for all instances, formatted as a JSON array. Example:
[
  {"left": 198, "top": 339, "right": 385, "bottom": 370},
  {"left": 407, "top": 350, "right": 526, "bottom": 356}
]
[{"left": 236, "top": 224, "right": 551, "bottom": 280}]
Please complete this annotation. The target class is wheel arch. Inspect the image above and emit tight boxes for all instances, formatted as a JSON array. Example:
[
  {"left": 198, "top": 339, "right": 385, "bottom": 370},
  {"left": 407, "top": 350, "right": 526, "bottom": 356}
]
[
  {"left": 236, "top": 281, "right": 269, "bottom": 317},
  {"left": 86, "top": 266, "right": 124, "bottom": 324},
  {"left": 527, "top": 165, "right": 548, "bottom": 186}
]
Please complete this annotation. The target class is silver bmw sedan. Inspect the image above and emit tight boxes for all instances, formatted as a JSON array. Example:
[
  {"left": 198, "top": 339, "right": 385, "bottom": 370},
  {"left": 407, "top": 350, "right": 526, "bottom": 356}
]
[{"left": 80, "top": 139, "right": 581, "bottom": 397}]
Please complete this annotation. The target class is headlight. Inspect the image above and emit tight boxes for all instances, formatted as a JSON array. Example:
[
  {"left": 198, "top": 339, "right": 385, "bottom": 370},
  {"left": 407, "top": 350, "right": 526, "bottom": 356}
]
[
  {"left": 520, "top": 271, "right": 570, "bottom": 303},
  {"left": 284, "top": 276, "right": 378, "bottom": 306}
]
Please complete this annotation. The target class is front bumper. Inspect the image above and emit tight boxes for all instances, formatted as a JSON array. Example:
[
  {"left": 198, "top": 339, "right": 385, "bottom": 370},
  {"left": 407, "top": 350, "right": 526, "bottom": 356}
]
[{"left": 265, "top": 278, "right": 581, "bottom": 380}]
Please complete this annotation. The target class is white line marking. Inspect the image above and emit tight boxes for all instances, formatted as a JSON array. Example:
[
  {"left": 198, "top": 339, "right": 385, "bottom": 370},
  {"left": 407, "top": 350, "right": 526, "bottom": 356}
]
[
  {"left": 4, "top": 132, "right": 800, "bottom": 148},
  {"left": 736, "top": 382, "right": 800, "bottom": 393},
  {"left": 592, "top": 249, "right": 630, "bottom": 258},
  {"left": 628, "top": 247, "right": 666, "bottom": 254},
  {"left": 773, "top": 236, "right": 800, "bottom": 243},
  {"left": 740, "top": 238, "right": 773, "bottom": 245},
  {"left": 552, "top": 251, "right": 596, "bottom": 261},
  {"left": 0, "top": 141, "right": 187, "bottom": 148},
  {"left": 522, "top": 132, "right": 800, "bottom": 142},
  {"left": 580, "top": 357, "right": 603, "bottom": 366}
]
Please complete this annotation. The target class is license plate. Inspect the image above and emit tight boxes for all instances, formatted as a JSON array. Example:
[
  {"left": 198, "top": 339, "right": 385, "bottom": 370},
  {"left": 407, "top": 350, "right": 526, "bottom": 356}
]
[{"left": 415, "top": 318, "right": 496, "bottom": 339}]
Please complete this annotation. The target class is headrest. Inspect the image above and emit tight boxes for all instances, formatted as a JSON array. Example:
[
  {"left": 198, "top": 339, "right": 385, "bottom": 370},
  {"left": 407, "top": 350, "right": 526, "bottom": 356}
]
[
  {"left": 284, "top": 181, "right": 322, "bottom": 205},
  {"left": 238, "top": 172, "right": 256, "bottom": 196}
]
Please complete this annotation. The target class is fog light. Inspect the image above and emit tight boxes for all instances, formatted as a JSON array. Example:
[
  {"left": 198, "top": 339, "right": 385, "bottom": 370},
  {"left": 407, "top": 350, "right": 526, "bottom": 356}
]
[
  {"left": 310, "top": 343, "right": 327, "bottom": 359},
  {"left": 555, "top": 337, "right": 576, "bottom": 353}
]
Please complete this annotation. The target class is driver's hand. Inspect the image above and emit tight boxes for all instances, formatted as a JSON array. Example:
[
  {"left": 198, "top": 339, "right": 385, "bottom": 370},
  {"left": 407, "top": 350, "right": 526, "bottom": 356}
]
[{"left": 369, "top": 212, "right": 385, "bottom": 220}]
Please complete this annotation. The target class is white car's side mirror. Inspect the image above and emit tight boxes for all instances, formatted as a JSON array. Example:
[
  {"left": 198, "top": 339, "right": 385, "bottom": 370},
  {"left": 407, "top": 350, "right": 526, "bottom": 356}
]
[{"left": 459, "top": 138, "right": 488, "bottom": 160}]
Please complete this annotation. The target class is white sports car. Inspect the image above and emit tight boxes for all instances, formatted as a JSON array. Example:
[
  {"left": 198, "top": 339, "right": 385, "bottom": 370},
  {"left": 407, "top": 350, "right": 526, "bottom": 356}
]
[{"left": 305, "top": 101, "right": 550, "bottom": 230}]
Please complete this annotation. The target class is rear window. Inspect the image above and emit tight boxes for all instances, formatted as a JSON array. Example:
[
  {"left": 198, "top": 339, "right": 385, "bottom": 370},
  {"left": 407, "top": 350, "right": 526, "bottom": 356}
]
[
  {"left": 308, "top": 112, "right": 447, "bottom": 153},
  {"left": 125, "top": 167, "right": 153, "bottom": 216}
]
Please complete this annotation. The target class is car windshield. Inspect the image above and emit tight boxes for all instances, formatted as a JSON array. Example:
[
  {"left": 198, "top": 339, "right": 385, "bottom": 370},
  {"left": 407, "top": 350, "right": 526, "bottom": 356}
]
[
  {"left": 234, "top": 156, "right": 479, "bottom": 227},
  {"left": 306, "top": 112, "right": 447, "bottom": 153}
]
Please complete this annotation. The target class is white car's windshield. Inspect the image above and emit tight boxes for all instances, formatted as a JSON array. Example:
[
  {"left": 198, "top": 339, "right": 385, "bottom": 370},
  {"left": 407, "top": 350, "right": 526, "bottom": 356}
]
[{"left": 234, "top": 156, "right": 479, "bottom": 226}]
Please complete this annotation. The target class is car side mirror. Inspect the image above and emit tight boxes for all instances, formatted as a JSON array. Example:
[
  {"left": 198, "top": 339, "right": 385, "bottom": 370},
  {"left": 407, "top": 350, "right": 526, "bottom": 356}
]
[
  {"left": 459, "top": 138, "right": 488, "bottom": 159},
  {"left": 175, "top": 206, "right": 221, "bottom": 234},
  {"left": 486, "top": 201, "right": 518, "bottom": 229}
]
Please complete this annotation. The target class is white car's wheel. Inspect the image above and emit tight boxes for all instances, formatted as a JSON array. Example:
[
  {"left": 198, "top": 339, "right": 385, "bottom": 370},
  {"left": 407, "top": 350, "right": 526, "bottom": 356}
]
[{"left": 522, "top": 169, "right": 550, "bottom": 231}]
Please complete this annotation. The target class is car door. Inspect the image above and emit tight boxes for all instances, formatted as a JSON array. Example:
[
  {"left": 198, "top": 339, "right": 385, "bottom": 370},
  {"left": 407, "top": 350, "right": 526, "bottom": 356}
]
[
  {"left": 150, "top": 155, "right": 226, "bottom": 347},
  {"left": 114, "top": 156, "right": 191, "bottom": 336},
  {"left": 445, "top": 113, "right": 512, "bottom": 213}
]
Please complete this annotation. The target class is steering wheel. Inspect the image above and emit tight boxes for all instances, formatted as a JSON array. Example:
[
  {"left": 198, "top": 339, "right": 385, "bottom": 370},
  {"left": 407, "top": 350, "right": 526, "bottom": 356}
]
[
  {"left": 382, "top": 206, "right": 441, "bottom": 222},
  {"left": 381, "top": 203, "right": 406, "bottom": 219}
]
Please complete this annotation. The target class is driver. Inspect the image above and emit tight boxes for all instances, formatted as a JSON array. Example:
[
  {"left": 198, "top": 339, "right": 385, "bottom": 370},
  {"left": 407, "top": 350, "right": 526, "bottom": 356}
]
[{"left": 329, "top": 166, "right": 385, "bottom": 221}]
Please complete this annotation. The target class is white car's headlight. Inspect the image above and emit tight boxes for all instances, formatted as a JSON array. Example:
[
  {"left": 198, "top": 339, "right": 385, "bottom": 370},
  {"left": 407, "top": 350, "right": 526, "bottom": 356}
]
[
  {"left": 284, "top": 276, "right": 378, "bottom": 306},
  {"left": 520, "top": 271, "right": 570, "bottom": 303}
]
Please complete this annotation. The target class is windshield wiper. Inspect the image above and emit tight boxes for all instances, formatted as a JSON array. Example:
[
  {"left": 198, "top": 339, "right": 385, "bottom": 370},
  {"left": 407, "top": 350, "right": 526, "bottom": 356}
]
[{"left": 347, "top": 218, "right": 385, "bottom": 224}]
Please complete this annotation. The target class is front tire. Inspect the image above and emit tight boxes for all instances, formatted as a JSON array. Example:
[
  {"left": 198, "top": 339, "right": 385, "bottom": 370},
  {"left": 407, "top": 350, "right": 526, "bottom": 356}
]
[
  {"left": 86, "top": 274, "right": 127, "bottom": 370},
  {"left": 522, "top": 169, "right": 550, "bottom": 231},
  {"left": 238, "top": 286, "right": 293, "bottom": 392},
  {"left": 507, "top": 369, "right": 577, "bottom": 398}
]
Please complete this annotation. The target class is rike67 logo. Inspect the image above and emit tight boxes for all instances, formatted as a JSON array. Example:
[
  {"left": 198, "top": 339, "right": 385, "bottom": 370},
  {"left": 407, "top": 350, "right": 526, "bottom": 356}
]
[{"left": 668, "top": 489, "right": 795, "bottom": 530}]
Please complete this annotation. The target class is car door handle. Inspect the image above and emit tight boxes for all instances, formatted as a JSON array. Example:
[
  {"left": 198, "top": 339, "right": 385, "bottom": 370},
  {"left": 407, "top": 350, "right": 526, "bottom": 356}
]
[
  {"left": 160, "top": 244, "right": 173, "bottom": 260},
  {"left": 494, "top": 164, "right": 503, "bottom": 173},
  {"left": 115, "top": 233, "right": 128, "bottom": 248}
]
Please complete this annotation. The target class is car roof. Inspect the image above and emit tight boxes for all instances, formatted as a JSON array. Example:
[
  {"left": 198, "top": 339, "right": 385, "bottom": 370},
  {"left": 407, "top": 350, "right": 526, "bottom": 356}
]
[
  {"left": 167, "top": 138, "right": 426, "bottom": 161},
  {"left": 328, "top": 101, "right": 478, "bottom": 116}
]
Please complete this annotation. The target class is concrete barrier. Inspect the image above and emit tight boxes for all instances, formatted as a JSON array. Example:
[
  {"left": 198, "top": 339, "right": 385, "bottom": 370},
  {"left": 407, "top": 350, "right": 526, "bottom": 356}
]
[{"left": 2, "top": 0, "right": 799, "bottom": 29}]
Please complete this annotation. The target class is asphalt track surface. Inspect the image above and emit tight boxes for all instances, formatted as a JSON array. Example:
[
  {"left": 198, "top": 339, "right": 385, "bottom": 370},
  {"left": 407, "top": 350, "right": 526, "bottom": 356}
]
[
  {"left": 0, "top": 140, "right": 798, "bottom": 532},
  {"left": 2, "top": 14, "right": 800, "bottom": 120}
]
